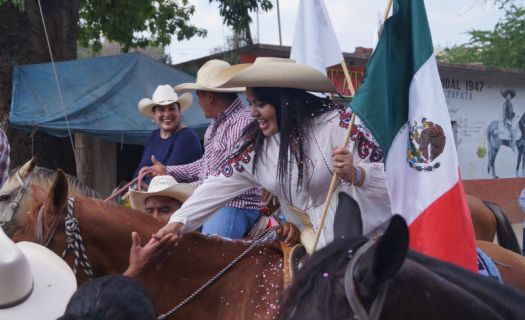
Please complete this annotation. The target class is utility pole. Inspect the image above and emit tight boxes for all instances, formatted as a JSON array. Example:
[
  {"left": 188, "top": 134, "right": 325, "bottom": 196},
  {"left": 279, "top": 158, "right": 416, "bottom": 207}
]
[{"left": 276, "top": 0, "right": 282, "bottom": 45}]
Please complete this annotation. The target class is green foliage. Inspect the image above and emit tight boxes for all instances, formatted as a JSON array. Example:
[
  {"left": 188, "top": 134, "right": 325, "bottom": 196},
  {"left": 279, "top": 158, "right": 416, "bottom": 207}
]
[
  {"left": 437, "top": 4, "right": 525, "bottom": 69},
  {"left": 0, "top": 0, "right": 24, "bottom": 11},
  {"left": 79, "top": 0, "right": 207, "bottom": 52},
  {"left": 210, "top": 0, "right": 273, "bottom": 45}
]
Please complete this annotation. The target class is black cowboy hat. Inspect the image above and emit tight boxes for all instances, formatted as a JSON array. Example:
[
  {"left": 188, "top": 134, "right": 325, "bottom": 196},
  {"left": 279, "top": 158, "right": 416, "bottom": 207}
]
[{"left": 501, "top": 89, "right": 516, "bottom": 99}]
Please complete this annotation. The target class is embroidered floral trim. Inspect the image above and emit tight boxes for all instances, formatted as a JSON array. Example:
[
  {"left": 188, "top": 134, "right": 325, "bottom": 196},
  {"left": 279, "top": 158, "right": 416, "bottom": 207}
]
[
  {"left": 338, "top": 108, "right": 383, "bottom": 162},
  {"left": 221, "top": 139, "right": 255, "bottom": 177}
]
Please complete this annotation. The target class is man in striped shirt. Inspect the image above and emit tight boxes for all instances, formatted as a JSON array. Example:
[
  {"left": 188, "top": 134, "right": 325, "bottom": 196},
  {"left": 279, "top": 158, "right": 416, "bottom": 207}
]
[{"left": 140, "top": 60, "right": 263, "bottom": 239}]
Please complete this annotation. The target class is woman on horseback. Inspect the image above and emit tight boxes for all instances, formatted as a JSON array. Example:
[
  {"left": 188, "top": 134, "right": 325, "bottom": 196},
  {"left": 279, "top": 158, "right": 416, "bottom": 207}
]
[{"left": 152, "top": 58, "right": 391, "bottom": 249}]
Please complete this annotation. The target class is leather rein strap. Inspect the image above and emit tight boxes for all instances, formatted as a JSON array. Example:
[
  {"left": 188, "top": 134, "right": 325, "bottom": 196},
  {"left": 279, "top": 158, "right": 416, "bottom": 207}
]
[{"left": 343, "top": 240, "right": 389, "bottom": 320}]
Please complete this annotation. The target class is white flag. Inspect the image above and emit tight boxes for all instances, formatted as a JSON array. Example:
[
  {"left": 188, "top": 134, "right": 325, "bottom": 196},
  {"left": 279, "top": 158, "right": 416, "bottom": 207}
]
[{"left": 290, "top": 0, "right": 343, "bottom": 73}]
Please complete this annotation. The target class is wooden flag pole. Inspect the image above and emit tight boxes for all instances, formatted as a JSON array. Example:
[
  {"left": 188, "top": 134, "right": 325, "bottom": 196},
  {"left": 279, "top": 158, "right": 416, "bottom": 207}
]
[
  {"left": 311, "top": 60, "right": 356, "bottom": 251},
  {"left": 311, "top": 0, "right": 393, "bottom": 252}
]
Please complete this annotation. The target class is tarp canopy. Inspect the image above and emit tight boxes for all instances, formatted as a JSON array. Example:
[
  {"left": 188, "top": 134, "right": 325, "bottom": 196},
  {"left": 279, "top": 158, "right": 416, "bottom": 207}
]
[{"left": 9, "top": 52, "right": 210, "bottom": 145}]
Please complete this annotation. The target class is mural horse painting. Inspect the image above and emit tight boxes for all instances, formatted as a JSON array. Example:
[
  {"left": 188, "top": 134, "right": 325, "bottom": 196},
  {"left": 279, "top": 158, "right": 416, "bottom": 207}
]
[
  {"left": 8, "top": 169, "right": 284, "bottom": 319},
  {"left": 279, "top": 193, "right": 525, "bottom": 320},
  {"left": 487, "top": 113, "right": 525, "bottom": 178},
  {"left": 0, "top": 158, "right": 100, "bottom": 241}
]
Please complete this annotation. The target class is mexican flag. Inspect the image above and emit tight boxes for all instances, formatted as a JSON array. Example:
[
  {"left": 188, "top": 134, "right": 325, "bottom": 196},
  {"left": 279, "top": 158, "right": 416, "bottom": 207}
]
[{"left": 351, "top": 0, "right": 477, "bottom": 271}]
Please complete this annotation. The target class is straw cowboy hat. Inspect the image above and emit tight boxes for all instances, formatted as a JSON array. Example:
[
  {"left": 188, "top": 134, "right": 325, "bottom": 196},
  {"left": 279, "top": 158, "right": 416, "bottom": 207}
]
[
  {"left": 174, "top": 60, "right": 245, "bottom": 93},
  {"left": 129, "top": 175, "right": 195, "bottom": 212},
  {"left": 0, "top": 227, "right": 76, "bottom": 320},
  {"left": 138, "top": 85, "right": 193, "bottom": 118},
  {"left": 210, "top": 57, "right": 337, "bottom": 93}
]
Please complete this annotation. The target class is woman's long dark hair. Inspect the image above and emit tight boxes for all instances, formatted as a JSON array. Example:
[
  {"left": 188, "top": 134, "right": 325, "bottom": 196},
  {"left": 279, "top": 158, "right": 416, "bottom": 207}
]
[{"left": 240, "top": 87, "right": 344, "bottom": 201}]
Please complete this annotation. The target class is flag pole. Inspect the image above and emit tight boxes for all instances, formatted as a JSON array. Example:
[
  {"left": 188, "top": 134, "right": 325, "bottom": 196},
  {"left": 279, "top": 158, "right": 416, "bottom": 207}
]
[
  {"left": 312, "top": 60, "right": 356, "bottom": 251},
  {"left": 311, "top": 0, "right": 394, "bottom": 251}
]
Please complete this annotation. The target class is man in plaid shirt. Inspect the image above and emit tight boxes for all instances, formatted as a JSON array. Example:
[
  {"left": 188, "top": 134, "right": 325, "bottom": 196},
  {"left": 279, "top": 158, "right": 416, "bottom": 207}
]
[
  {"left": 140, "top": 60, "right": 263, "bottom": 239},
  {"left": 0, "top": 129, "right": 10, "bottom": 188}
]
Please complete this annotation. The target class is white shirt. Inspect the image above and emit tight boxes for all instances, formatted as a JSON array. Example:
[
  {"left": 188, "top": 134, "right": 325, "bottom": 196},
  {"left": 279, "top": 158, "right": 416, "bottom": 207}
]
[{"left": 169, "top": 107, "right": 392, "bottom": 248}]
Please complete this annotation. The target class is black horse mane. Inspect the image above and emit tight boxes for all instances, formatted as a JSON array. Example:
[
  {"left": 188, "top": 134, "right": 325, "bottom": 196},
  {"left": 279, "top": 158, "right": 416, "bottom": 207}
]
[
  {"left": 279, "top": 237, "right": 367, "bottom": 320},
  {"left": 280, "top": 236, "right": 525, "bottom": 320},
  {"left": 11, "top": 165, "right": 101, "bottom": 199}
]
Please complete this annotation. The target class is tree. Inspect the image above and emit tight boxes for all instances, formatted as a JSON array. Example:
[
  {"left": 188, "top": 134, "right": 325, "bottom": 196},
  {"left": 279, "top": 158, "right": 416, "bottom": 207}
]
[
  {"left": 78, "top": 0, "right": 206, "bottom": 52},
  {"left": 210, "top": 0, "right": 273, "bottom": 47},
  {"left": 437, "top": 3, "right": 525, "bottom": 70},
  {"left": 0, "top": 0, "right": 206, "bottom": 179}
]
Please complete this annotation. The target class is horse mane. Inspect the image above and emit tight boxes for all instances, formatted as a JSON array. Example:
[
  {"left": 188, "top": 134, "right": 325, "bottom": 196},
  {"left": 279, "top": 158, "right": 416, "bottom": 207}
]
[
  {"left": 279, "top": 237, "right": 367, "bottom": 320},
  {"left": 16, "top": 165, "right": 102, "bottom": 199},
  {"left": 481, "top": 200, "right": 521, "bottom": 254}
]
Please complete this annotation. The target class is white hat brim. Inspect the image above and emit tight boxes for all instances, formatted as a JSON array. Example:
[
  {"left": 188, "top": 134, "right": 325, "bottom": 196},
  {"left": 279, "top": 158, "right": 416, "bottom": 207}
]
[
  {"left": 174, "top": 82, "right": 245, "bottom": 93},
  {"left": 0, "top": 242, "right": 77, "bottom": 320},
  {"left": 138, "top": 92, "right": 193, "bottom": 118},
  {"left": 129, "top": 184, "right": 195, "bottom": 212},
  {"left": 211, "top": 61, "right": 336, "bottom": 93}
]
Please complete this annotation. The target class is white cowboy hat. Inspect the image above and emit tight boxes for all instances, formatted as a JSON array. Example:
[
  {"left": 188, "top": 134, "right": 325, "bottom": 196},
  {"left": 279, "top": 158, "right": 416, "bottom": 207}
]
[
  {"left": 138, "top": 85, "right": 193, "bottom": 118},
  {"left": 0, "top": 227, "right": 76, "bottom": 320},
  {"left": 210, "top": 57, "right": 337, "bottom": 93},
  {"left": 129, "top": 175, "right": 195, "bottom": 212},
  {"left": 174, "top": 60, "right": 245, "bottom": 93}
]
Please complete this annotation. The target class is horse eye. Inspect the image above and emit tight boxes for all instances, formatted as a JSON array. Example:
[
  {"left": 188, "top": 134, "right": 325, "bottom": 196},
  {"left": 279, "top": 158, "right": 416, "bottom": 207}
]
[{"left": 0, "top": 194, "right": 10, "bottom": 202}]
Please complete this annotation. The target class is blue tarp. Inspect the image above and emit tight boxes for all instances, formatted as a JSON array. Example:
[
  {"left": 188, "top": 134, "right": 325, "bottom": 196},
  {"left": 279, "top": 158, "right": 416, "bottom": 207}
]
[{"left": 9, "top": 52, "right": 210, "bottom": 145}]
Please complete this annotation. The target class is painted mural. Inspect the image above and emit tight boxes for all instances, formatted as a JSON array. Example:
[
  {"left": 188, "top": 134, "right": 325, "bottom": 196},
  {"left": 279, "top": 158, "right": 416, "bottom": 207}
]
[{"left": 443, "top": 73, "right": 525, "bottom": 180}]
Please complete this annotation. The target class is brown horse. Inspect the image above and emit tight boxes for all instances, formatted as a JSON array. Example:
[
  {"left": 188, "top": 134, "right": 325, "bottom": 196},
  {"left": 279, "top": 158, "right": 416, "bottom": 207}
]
[
  {"left": 477, "top": 240, "right": 525, "bottom": 293},
  {"left": 15, "top": 169, "right": 284, "bottom": 319},
  {"left": 0, "top": 158, "right": 100, "bottom": 241},
  {"left": 279, "top": 193, "right": 525, "bottom": 320},
  {"left": 467, "top": 194, "right": 521, "bottom": 253}
]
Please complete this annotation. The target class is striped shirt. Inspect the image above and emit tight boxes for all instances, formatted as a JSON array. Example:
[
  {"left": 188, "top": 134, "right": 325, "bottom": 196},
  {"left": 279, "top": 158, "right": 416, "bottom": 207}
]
[
  {"left": 0, "top": 129, "right": 9, "bottom": 188},
  {"left": 166, "top": 97, "right": 262, "bottom": 210}
]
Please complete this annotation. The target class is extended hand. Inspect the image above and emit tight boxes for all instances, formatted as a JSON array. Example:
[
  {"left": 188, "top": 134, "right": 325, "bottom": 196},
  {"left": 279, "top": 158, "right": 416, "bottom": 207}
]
[
  {"left": 276, "top": 222, "right": 300, "bottom": 247},
  {"left": 123, "top": 231, "right": 175, "bottom": 278},
  {"left": 138, "top": 155, "right": 168, "bottom": 179},
  {"left": 152, "top": 221, "right": 183, "bottom": 244}
]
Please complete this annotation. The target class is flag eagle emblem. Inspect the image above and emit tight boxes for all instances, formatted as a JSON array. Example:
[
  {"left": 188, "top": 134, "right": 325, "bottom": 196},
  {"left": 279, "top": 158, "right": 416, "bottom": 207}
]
[{"left": 407, "top": 118, "right": 446, "bottom": 171}]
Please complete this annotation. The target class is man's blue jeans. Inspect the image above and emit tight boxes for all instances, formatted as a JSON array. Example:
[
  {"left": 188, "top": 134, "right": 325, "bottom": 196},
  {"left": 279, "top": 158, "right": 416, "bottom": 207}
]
[{"left": 202, "top": 206, "right": 260, "bottom": 239}]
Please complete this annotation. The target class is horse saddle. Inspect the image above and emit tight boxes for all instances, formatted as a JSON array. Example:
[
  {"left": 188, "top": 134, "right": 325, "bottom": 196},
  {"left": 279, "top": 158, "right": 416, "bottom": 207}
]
[{"left": 280, "top": 242, "right": 307, "bottom": 288}]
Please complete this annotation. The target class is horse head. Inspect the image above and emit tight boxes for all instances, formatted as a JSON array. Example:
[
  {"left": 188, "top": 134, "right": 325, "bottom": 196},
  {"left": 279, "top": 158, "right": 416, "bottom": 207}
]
[
  {"left": 280, "top": 192, "right": 408, "bottom": 320},
  {"left": 280, "top": 192, "right": 525, "bottom": 320},
  {"left": 0, "top": 158, "right": 39, "bottom": 238}
]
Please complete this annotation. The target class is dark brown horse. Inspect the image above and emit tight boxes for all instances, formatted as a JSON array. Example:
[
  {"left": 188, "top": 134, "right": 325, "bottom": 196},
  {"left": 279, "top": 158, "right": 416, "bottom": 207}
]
[
  {"left": 16, "top": 170, "right": 284, "bottom": 319},
  {"left": 279, "top": 193, "right": 525, "bottom": 320}
]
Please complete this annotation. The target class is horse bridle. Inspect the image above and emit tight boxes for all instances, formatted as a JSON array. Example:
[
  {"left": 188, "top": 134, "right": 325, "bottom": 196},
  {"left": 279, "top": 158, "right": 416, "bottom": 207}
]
[
  {"left": 35, "top": 196, "right": 95, "bottom": 280},
  {"left": 343, "top": 239, "right": 389, "bottom": 320},
  {"left": 0, "top": 170, "right": 33, "bottom": 226}
]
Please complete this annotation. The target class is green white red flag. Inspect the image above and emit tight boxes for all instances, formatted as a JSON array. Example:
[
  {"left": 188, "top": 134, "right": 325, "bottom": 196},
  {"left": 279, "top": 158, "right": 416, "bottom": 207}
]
[{"left": 351, "top": 0, "right": 477, "bottom": 271}]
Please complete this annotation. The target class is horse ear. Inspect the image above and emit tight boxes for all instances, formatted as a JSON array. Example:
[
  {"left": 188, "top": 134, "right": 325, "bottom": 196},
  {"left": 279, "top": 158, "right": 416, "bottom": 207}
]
[
  {"left": 334, "top": 192, "right": 363, "bottom": 240},
  {"left": 353, "top": 215, "right": 409, "bottom": 288},
  {"left": 18, "top": 158, "right": 37, "bottom": 178},
  {"left": 44, "top": 169, "right": 69, "bottom": 215}
]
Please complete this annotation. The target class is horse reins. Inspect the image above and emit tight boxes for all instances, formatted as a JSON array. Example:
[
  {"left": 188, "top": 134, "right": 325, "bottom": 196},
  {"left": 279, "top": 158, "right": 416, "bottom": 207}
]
[
  {"left": 157, "top": 225, "right": 281, "bottom": 320},
  {"left": 343, "top": 240, "right": 389, "bottom": 320},
  {"left": 36, "top": 196, "right": 95, "bottom": 280}
]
